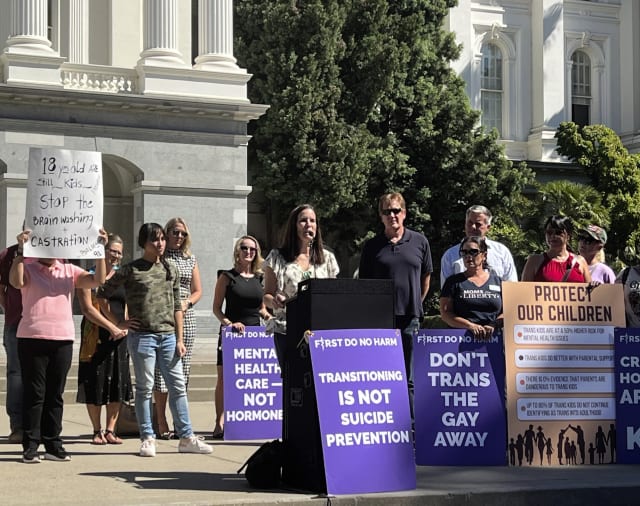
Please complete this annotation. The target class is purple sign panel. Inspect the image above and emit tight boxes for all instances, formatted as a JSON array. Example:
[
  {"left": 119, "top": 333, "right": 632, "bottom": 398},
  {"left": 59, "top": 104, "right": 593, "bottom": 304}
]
[
  {"left": 222, "top": 326, "right": 282, "bottom": 440},
  {"left": 308, "top": 328, "right": 415, "bottom": 495},
  {"left": 414, "top": 329, "right": 506, "bottom": 465},
  {"left": 614, "top": 328, "right": 640, "bottom": 464}
]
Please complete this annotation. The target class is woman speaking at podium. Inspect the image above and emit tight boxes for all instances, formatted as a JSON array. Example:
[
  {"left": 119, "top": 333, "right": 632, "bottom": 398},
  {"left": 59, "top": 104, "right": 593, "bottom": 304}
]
[{"left": 263, "top": 204, "right": 339, "bottom": 367}]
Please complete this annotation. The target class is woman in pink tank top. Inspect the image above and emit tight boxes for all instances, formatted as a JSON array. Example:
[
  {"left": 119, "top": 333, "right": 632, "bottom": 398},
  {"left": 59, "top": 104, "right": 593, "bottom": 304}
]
[{"left": 521, "top": 215, "right": 591, "bottom": 283}]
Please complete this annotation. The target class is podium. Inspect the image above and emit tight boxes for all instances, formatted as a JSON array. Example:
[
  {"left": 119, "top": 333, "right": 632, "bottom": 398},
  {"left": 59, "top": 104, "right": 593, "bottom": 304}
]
[{"left": 282, "top": 278, "right": 394, "bottom": 492}]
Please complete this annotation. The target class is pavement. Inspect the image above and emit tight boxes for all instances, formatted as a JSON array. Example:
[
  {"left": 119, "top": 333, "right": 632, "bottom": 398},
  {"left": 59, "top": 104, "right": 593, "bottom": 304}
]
[{"left": 1, "top": 329, "right": 640, "bottom": 505}]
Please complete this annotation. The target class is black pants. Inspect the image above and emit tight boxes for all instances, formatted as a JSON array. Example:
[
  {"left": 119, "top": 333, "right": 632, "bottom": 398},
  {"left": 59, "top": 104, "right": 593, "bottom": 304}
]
[{"left": 18, "top": 339, "right": 72, "bottom": 452}]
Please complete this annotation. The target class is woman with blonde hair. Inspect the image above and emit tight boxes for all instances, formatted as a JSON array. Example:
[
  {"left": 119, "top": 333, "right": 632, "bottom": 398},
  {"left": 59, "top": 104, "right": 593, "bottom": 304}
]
[
  {"left": 154, "top": 217, "right": 202, "bottom": 439},
  {"left": 211, "top": 235, "right": 271, "bottom": 439}
]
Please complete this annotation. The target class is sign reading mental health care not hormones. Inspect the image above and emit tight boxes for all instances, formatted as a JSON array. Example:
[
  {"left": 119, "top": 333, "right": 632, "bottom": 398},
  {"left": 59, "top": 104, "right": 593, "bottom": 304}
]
[
  {"left": 414, "top": 329, "right": 506, "bottom": 465},
  {"left": 614, "top": 328, "right": 640, "bottom": 464},
  {"left": 25, "top": 148, "right": 104, "bottom": 259},
  {"left": 308, "top": 328, "right": 415, "bottom": 495},
  {"left": 222, "top": 325, "right": 282, "bottom": 440},
  {"left": 503, "top": 282, "right": 624, "bottom": 467}
]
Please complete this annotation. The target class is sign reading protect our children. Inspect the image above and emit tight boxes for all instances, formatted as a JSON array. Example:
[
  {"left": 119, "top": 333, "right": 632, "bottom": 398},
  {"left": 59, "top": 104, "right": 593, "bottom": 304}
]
[
  {"left": 25, "top": 147, "right": 104, "bottom": 259},
  {"left": 308, "top": 328, "right": 415, "bottom": 495},
  {"left": 414, "top": 329, "right": 506, "bottom": 465},
  {"left": 502, "top": 282, "right": 624, "bottom": 467},
  {"left": 222, "top": 326, "right": 282, "bottom": 440}
]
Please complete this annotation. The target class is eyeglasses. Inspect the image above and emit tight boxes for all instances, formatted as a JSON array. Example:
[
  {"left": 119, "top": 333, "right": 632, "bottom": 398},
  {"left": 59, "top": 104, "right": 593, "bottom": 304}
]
[
  {"left": 172, "top": 230, "right": 188, "bottom": 238},
  {"left": 578, "top": 236, "right": 597, "bottom": 244},
  {"left": 460, "top": 249, "right": 481, "bottom": 258},
  {"left": 240, "top": 245, "right": 257, "bottom": 253},
  {"left": 107, "top": 249, "right": 123, "bottom": 257},
  {"left": 381, "top": 208, "right": 403, "bottom": 216}
]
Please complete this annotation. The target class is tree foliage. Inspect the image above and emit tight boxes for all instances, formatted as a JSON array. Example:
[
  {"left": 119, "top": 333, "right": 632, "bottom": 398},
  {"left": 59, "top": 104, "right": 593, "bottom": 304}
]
[
  {"left": 235, "top": 0, "right": 534, "bottom": 276},
  {"left": 555, "top": 122, "right": 640, "bottom": 263}
]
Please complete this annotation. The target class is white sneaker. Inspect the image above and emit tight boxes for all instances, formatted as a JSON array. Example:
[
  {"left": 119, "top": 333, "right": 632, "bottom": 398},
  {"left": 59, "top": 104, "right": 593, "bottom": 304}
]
[
  {"left": 178, "top": 435, "right": 213, "bottom": 454},
  {"left": 139, "top": 438, "right": 156, "bottom": 457}
]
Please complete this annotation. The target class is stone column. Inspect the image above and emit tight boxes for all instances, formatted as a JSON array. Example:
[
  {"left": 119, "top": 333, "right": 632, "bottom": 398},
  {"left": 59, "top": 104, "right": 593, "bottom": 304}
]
[
  {"left": 5, "top": 0, "right": 56, "bottom": 55},
  {"left": 68, "top": 0, "right": 89, "bottom": 64},
  {"left": 2, "top": 0, "right": 64, "bottom": 86},
  {"left": 138, "top": 0, "right": 186, "bottom": 67},
  {"left": 194, "top": 0, "right": 239, "bottom": 71}
]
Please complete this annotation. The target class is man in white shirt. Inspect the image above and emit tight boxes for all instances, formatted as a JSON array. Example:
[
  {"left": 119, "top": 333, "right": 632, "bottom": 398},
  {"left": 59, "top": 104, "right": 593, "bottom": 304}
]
[{"left": 440, "top": 205, "right": 517, "bottom": 287}]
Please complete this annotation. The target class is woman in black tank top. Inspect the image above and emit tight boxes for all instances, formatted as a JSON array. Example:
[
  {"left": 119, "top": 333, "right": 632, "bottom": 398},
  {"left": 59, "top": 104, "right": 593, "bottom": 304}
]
[{"left": 211, "top": 235, "right": 271, "bottom": 439}]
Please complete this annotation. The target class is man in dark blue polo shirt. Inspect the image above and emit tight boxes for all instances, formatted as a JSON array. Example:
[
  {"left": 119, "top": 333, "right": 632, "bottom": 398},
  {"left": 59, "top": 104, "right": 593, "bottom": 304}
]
[{"left": 359, "top": 192, "right": 433, "bottom": 416}]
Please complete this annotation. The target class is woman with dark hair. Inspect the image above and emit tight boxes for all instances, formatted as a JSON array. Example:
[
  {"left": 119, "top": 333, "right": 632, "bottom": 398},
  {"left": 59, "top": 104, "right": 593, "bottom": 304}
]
[
  {"left": 263, "top": 204, "right": 339, "bottom": 365},
  {"left": 76, "top": 234, "right": 131, "bottom": 445},
  {"left": 154, "top": 217, "right": 202, "bottom": 440},
  {"left": 439, "top": 236, "right": 503, "bottom": 339},
  {"left": 211, "top": 235, "right": 271, "bottom": 439},
  {"left": 521, "top": 215, "right": 591, "bottom": 282},
  {"left": 98, "top": 223, "right": 212, "bottom": 457}
]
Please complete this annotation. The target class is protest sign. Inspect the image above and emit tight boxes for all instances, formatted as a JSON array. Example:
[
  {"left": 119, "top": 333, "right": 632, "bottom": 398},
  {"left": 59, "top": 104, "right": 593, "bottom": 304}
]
[
  {"left": 414, "top": 329, "right": 506, "bottom": 465},
  {"left": 308, "top": 328, "right": 415, "bottom": 495},
  {"left": 25, "top": 147, "right": 103, "bottom": 259},
  {"left": 222, "top": 326, "right": 282, "bottom": 440},
  {"left": 503, "top": 282, "right": 624, "bottom": 466},
  {"left": 614, "top": 328, "right": 640, "bottom": 464}
]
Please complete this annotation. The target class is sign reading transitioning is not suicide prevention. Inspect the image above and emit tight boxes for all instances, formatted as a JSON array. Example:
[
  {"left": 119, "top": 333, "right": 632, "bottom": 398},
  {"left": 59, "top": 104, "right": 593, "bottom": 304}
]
[{"left": 308, "top": 328, "right": 415, "bottom": 495}]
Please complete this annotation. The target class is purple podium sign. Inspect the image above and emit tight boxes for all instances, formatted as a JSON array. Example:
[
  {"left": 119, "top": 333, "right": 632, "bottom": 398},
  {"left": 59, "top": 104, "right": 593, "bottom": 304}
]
[
  {"left": 222, "top": 326, "right": 282, "bottom": 440},
  {"left": 414, "top": 329, "right": 506, "bottom": 465},
  {"left": 308, "top": 328, "right": 416, "bottom": 495},
  {"left": 614, "top": 328, "right": 640, "bottom": 464}
]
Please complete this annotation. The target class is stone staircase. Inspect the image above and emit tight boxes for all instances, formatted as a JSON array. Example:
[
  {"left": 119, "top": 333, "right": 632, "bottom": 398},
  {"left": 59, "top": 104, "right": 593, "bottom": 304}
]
[{"left": 0, "top": 314, "right": 219, "bottom": 404}]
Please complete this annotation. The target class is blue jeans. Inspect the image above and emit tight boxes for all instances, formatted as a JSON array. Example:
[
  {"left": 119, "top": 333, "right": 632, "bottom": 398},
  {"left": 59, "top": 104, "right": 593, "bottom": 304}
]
[
  {"left": 3, "top": 324, "right": 23, "bottom": 432},
  {"left": 127, "top": 332, "right": 192, "bottom": 440},
  {"left": 395, "top": 315, "right": 420, "bottom": 421}
]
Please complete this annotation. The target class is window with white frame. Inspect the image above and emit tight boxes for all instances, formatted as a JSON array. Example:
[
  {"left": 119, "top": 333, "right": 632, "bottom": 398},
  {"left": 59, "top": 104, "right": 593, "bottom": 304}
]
[
  {"left": 480, "top": 42, "right": 503, "bottom": 135},
  {"left": 571, "top": 50, "right": 591, "bottom": 127}
]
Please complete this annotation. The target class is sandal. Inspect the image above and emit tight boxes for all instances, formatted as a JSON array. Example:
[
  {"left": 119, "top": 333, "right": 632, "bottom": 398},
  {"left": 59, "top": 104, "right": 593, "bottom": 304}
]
[
  {"left": 92, "top": 430, "right": 106, "bottom": 445},
  {"left": 211, "top": 428, "right": 224, "bottom": 440},
  {"left": 104, "top": 430, "right": 123, "bottom": 445}
]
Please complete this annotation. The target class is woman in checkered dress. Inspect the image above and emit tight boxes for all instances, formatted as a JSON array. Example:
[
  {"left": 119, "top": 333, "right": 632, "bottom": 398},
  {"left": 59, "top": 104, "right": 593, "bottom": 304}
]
[{"left": 153, "top": 217, "right": 202, "bottom": 439}]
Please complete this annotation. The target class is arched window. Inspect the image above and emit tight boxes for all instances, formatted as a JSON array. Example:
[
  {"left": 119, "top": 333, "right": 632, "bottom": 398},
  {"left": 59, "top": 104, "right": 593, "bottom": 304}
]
[
  {"left": 480, "top": 43, "right": 503, "bottom": 135},
  {"left": 571, "top": 50, "right": 591, "bottom": 127}
]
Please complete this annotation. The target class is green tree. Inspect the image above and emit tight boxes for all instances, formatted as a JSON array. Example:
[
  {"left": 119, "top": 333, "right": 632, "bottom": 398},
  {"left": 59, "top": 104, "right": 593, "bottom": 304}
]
[
  {"left": 236, "top": 0, "right": 534, "bottom": 277},
  {"left": 555, "top": 122, "right": 640, "bottom": 262}
]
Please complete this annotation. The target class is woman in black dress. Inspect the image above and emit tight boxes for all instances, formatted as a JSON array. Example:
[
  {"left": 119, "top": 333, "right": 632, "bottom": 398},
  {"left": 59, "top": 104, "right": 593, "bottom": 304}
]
[
  {"left": 211, "top": 235, "right": 271, "bottom": 439},
  {"left": 76, "top": 234, "right": 132, "bottom": 445}
]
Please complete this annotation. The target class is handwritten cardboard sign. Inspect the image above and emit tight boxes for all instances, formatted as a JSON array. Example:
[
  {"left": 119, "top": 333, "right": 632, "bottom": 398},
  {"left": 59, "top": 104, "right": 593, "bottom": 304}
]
[{"left": 25, "top": 147, "right": 103, "bottom": 259}]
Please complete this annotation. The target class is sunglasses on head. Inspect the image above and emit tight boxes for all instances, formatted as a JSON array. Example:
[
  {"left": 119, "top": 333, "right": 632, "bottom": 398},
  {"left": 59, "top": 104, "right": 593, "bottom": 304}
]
[
  {"left": 240, "top": 245, "right": 257, "bottom": 253},
  {"left": 460, "top": 248, "right": 481, "bottom": 258},
  {"left": 172, "top": 230, "right": 188, "bottom": 238},
  {"left": 381, "top": 208, "right": 403, "bottom": 216}
]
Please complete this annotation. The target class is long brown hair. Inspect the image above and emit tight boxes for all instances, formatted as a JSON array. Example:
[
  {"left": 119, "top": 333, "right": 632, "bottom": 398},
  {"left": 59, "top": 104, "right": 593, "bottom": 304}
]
[{"left": 279, "top": 204, "right": 325, "bottom": 264}]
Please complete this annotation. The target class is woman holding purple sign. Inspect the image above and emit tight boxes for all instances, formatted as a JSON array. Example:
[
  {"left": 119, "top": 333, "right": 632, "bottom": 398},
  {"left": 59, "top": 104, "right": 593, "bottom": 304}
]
[
  {"left": 212, "top": 235, "right": 271, "bottom": 439},
  {"left": 440, "top": 236, "right": 503, "bottom": 340}
]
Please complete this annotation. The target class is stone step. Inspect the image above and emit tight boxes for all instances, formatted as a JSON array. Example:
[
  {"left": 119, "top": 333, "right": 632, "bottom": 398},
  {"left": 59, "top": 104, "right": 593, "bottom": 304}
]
[{"left": 0, "top": 361, "right": 219, "bottom": 404}]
